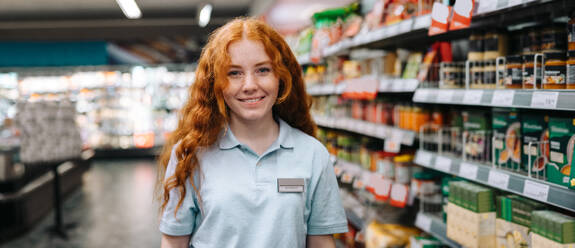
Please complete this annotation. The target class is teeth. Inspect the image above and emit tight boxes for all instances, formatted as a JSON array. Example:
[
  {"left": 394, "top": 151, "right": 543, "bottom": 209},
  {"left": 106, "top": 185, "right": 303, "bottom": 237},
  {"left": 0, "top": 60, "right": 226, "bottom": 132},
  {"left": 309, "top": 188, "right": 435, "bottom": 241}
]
[{"left": 242, "top": 97, "right": 264, "bottom": 103}]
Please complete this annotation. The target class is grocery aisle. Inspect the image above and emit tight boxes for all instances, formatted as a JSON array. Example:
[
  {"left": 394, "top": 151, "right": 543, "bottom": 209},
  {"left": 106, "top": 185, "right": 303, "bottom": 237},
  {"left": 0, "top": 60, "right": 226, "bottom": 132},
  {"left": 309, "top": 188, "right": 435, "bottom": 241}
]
[{"left": 3, "top": 159, "right": 161, "bottom": 248}]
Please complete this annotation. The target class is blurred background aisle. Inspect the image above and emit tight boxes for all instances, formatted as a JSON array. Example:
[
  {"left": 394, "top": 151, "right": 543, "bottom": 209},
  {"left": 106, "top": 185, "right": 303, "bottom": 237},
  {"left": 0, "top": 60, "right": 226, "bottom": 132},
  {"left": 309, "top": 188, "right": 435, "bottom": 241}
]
[{"left": 2, "top": 159, "right": 160, "bottom": 248}]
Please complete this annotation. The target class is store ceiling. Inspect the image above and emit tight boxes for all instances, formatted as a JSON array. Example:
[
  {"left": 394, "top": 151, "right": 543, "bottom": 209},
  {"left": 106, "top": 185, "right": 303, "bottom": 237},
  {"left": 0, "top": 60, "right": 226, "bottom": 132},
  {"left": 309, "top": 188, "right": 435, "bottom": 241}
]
[{"left": 0, "top": 0, "right": 257, "bottom": 41}]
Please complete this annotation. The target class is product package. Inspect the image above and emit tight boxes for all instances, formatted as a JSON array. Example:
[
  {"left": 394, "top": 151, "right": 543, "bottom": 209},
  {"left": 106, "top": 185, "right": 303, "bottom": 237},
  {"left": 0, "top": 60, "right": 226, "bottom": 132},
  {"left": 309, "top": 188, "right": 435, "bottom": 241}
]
[
  {"left": 521, "top": 112, "right": 549, "bottom": 177},
  {"left": 495, "top": 195, "right": 546, "bottom": 248},
  {"left": 463, "top": 110, "right": 492, "bottom": 163},
  {"left": 547, "top": 116, "right": 575, "bottom": 187},
  {"left": 531, "top": 210, "right": 575, "bottom": 247},
  {"left": 447, "top": 181, "right": 496, "bottom": 248},
  {"left": 492, "top": 108, "right": 521, "bottom": 171},
  {"left": 365, "top": 221, "right": 421, "bottom": 248}
]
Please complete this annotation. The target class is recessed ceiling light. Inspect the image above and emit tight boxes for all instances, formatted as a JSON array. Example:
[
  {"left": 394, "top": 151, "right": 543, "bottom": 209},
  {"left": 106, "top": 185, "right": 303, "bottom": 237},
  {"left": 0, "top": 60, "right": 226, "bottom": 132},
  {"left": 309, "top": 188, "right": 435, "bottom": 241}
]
[
  {"left": 198, "top": 4, "right": 213, "bottom": 27},
  {"left": 116, "top": 0, "right": 142, "bottom": 19}
]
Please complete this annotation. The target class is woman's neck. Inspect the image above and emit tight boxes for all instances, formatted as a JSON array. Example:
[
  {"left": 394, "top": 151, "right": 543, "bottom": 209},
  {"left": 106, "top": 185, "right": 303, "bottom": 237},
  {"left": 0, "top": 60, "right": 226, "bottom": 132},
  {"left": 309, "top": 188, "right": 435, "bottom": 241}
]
[{"left": 229, "top": 114, "right": 279, "bottom": 156}]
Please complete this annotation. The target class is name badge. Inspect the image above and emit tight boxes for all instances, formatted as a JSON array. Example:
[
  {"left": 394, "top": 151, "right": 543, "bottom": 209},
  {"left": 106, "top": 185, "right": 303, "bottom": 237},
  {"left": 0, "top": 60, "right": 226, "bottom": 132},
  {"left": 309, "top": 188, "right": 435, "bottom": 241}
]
[{"left": 277, "top": 178, "right": 305, "bottom": 193}]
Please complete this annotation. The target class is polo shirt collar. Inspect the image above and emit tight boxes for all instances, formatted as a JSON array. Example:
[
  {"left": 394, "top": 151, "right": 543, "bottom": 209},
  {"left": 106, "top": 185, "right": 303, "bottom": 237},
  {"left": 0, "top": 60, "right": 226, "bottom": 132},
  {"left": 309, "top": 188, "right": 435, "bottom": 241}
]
[{"left": 218, "top": 118, "right": 294, "bottom": 150}]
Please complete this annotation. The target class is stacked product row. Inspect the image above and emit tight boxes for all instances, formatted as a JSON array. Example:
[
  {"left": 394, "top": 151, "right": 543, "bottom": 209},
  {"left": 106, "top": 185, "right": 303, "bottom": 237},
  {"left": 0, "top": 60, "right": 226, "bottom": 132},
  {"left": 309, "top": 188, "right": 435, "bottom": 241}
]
[{"left": 445, "top": 180, "right": 574, "bottom": 248}]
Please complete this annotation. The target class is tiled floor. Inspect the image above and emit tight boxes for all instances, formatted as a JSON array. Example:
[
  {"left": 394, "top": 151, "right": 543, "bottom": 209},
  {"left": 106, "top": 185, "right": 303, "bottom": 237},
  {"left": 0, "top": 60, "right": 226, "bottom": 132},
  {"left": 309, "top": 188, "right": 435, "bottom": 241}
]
[{"left": 3, "top": 159, "right": 162, "bottom": 248}]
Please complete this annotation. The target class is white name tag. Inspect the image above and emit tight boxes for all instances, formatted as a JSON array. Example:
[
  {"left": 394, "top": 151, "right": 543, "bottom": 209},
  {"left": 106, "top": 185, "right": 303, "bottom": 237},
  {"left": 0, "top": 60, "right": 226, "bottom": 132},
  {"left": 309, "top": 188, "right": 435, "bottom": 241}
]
[{"left": 277, "top": 178, "right": 305, "bottom": 193}]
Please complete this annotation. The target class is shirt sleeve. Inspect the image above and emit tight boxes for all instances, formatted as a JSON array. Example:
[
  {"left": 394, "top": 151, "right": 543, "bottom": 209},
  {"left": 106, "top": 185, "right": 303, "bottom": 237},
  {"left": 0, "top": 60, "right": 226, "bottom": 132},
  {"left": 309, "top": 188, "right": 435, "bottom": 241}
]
[
  {"left": 159, "top": 145, "right": 199, "bottom": 236},
  {"left": 307, "top": 150, "right": 348, "bottom": 235}
]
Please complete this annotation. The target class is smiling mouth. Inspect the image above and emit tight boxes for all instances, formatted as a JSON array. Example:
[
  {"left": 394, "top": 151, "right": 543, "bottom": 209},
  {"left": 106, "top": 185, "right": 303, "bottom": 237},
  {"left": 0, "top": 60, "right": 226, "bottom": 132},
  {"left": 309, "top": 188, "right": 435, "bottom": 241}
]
[{"left": 239, "top": 96, "right": 265, "bottom": 103}]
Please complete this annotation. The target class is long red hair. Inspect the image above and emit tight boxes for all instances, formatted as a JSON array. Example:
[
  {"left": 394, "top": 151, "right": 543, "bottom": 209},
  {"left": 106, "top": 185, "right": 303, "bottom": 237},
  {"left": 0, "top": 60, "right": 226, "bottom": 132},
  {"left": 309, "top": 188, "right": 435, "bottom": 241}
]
[{"left": 157, "top": 17, "right": 317, "bottom": 215}]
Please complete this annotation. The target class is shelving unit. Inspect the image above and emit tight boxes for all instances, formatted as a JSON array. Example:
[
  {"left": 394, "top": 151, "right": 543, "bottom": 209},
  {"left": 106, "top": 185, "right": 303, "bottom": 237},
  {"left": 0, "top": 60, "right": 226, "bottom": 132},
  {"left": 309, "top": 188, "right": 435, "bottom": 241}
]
[
  {"left": 313, "top": 115, "right": 415, "bottom": 146},
  {"left": 302, "top": 0, "right": 575, "bottom": 247},
  {"left": 413, "top": 149, "right": 575, "bottom": 212},
  {"left": 414, "top": 212, "right": 461, "bottom": 248},
  {"left": 307, "top": 78, "right": 419, "bottom": 96},
  {"left": 413, "top": 89, "right": 575, "bottom": 111}
]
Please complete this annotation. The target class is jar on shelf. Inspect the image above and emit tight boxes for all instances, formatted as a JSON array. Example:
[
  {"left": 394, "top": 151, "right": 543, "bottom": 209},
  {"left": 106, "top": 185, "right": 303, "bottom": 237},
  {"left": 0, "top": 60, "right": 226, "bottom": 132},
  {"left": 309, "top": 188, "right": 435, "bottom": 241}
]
[
  {"left": 394, "top": 154, "right": 413, "bottom": 184},
  {"left": 567, "top": 50, "right": 575, "bottom": 89},
  {"left": 483, "top": 60, "right": 496, "bottom": 89},
  {"left": 543, "top": 51, "right": 566, "bottom": 89},
  {"left": 376, "top": 152, "right": 397, "bottom": 179},
  {"left": 470, "top": 61, "right": 484, "bottom": 89},
  {"left": 505, "top": 55, "right": 523, "bottom": 89},
  {"left": 468, "top": 33, "right": 484, "bottom": 61},
  {"left": 522, "top": 54, "right": 542, "bottom": 89},
  {"left": 484, "top": 32, "right": 508, "bottom": 60}
]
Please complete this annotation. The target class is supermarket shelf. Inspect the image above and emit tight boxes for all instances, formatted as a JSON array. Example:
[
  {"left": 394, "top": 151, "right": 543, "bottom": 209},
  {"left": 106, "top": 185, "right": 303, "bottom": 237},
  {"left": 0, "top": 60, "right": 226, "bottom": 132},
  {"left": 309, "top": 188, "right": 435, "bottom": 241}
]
[
  {"left": 313, "top": 115, "right": 415, "bottom": 146},
  {"left": 307, "top": 78, "right": 419, "bottom": 96},
  {"left": 412, "top": 89, "right": 575, "bottom": 111},
  {"left": 321, "top": 15, "right": 431, "bottom": 58},
  {"left": 345, "top": 208, "right": 365, "bottom": 231},
  {"left": 413, "top": 149, "right": 575, "bottom": 212},
  {"left": 415, "top": 212, "right": 461, "bottom": 248}
]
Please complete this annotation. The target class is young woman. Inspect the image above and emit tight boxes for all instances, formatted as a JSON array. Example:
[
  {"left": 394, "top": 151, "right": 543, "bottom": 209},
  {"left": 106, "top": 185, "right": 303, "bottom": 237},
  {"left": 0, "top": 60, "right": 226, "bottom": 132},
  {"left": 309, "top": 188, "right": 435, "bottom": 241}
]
[{"left": 157, "top": 18, "right": 347, "bottom": 248}]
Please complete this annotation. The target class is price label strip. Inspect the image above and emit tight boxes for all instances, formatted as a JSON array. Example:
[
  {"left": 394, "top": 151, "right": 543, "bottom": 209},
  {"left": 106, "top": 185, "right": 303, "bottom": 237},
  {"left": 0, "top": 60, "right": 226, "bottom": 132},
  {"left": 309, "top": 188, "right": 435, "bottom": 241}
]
[
  {"left": 459, "top": 162, "right": 478, "bottom": 180},
  {"left": 523, "top": 180, "right": 550, "bottom": 202},
  {"left": 463, "top": 90, "right": 484, "bottom": 104},
  {"left": 491, "top": 90, "right": 515, "bottom": 106},
  {"left": 488, "top": 170, "right": 510, "bottom": 190},
  {"left": 413, "top": 89, "right": 431, "bottom": 102},
  {"left": 415, "top": 150, "right": 433, "bottom": 166},
  {"left": 530, "top": 91, "right": 559, "bottom": 109},
  {"left": 437, "top": 90, "right": 454, "bottom": 103},
  {"left": 415, "top": 213, "right": 432, "bottom": 232},
  {"left": 434, "top": 156, "right": 452, "bottom": 172}
]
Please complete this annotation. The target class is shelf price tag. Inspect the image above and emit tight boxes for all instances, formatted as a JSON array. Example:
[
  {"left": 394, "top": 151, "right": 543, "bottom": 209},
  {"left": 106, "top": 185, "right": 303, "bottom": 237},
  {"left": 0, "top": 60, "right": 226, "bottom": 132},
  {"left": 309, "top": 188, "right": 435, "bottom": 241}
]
[
  {"left": 437, "top": 90, "right": 455, "bottom": 103},
  {"left": 434, "top": 156, "right": 452, "bottom": 172},
  {"left": 463, "top": 90, "right": 483, "bottom": 104},
  {"left": 459, "top": 162, "right": 478, "bottom": 180},
  {"left": 415, "top": 150, "right": 433, "bottom": 166},
  {"left": 488, "top": 170, "right": 510, "bottom": 190},
  {"left": 530, "top": 91, "right": 559, "bottom": 109},
  {"left": 405, "top": 79, "right": 419, "bottom": 91},
  {"left": 386, "top": 24, "right": 400, "bottom": 37},
  {"left": 384, "top": 129, "right": 403, "bottom": 153},
  {"left": 399, "top": 19, "right": 413, "bottom": 33},
  {"left": 403, "top": 131, "right": 416, "bottom": 146},
  {"left": 415, "top": 213, "right": 432, "bottom": 232},
  {"left": 376, "top": 125, "right": 388, "bottom": 139},
  {"left": 392, "top": 79, "right": 404, "bottom": 91},
  {"left": 379, "top": 79, "right": 391, "bottom": 91},
  {"left": 491, "top": 90, "right": 515, "bottom": 106},
  {"left": 413, "top": 89, "right": 431, "bottom": 102},
  {"left": 523, "top": 180, "right": 550, "bottom": 202}
]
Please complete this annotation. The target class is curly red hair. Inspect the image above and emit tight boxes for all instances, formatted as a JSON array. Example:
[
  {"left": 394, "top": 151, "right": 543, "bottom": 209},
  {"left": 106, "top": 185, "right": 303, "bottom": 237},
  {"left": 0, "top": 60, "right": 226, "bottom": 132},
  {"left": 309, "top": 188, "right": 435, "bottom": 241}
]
[{"left": 157, "top": 17, "right": 317, "bottom": 216}]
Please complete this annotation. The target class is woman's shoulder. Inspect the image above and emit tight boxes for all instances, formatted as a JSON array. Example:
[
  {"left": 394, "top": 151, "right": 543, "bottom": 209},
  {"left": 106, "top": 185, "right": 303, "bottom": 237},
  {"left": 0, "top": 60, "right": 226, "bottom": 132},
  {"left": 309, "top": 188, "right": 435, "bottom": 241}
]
[{"left": 287, "top": 125, "right": 329, "bottom": 157}]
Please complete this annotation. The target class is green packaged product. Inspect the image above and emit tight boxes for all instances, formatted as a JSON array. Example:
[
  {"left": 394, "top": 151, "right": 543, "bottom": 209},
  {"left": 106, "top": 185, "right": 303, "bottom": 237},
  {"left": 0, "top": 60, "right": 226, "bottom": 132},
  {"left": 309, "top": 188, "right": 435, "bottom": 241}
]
[
  {"left": 547, "top": 116, "right": 575, "bottom": 187},
  {"left": 532, "top": 210, "right": 575, "bottom": 243},
  {"left": 493, "top": 108, "right": 521, "bottom": 171},
  {"left": 463, "top": 110, "right": 492, "bottom": 163},
  {"left": 521, "top": 112, "right": 549, "bottom": 177}
]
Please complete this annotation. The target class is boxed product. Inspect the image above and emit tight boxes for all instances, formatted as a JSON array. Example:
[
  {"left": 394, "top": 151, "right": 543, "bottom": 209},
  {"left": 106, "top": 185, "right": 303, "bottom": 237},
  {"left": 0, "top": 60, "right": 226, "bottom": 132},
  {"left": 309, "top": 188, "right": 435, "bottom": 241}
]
[
  {"left": 547, "top": 116, "right": 575, "bottom": 187},
  {"left": 495, "top": 195, "right": 546, "bottom": 248},
  {"left": 365, "top": 221, "right": 421, "bottom": 248},
  {"left": 521, "top": 112, "right": 549, "bottom": 177},
  {"left": 446, "top": 181, "right": 496, "bottom": 248},
  {"left": 492, "top": 108, "right": 521, "bottom": 171},
  {"left": 531, "top": 210, "right": 575, "bottom": 246},
  {"left": 463, "top": 110, "right": 492, "bottom": 163}
]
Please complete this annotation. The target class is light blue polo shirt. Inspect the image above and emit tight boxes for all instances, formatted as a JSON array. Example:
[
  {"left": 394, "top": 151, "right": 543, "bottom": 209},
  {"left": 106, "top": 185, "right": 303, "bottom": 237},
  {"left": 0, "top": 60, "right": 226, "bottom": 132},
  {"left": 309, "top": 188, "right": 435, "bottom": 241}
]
[{"left": 159, "top": 119, "right": 348, "bottom": 248}]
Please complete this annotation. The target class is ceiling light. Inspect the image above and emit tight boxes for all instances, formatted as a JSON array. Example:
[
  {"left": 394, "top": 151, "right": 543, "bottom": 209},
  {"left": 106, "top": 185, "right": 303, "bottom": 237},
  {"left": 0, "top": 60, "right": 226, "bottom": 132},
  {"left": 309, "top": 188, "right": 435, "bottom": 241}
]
[
  {"left": 198, "top": 4, "right": 213, "bottom": 27},
  {"left": 116, "top": 0, "right": 142, "bottom": 19}
]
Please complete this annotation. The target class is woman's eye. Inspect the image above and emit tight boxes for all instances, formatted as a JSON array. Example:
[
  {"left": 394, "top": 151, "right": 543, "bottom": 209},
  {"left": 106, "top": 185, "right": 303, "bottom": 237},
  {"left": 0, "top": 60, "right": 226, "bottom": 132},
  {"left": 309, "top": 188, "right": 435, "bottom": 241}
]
[
  {"left": 257, "top": 67, "right": 271, "bottom": 74},
  {"left": 227, "top": 71, "right": 241, "bottom": 77}
]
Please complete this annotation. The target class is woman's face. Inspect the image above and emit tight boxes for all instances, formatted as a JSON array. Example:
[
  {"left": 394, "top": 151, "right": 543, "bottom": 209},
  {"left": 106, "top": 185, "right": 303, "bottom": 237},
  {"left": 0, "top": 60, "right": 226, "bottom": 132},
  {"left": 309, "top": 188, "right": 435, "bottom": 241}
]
[{"left": 223, "top": 38, "right": 279, "bottom": 124}]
